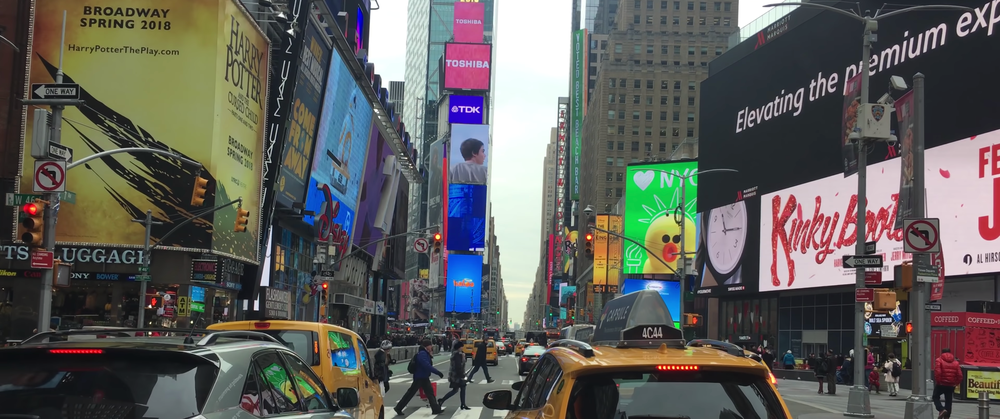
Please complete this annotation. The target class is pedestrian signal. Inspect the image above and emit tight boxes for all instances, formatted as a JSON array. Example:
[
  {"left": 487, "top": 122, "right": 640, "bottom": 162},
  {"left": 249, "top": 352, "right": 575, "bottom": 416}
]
[
  {"left": 21, "top": 200, "right": 45, "bottom": 248},
  {"left": 905, "top": 322, "right": 913, "bottom": 334},
  {"left": 683, "top": 313, "right": 702, "bottom": 327}
]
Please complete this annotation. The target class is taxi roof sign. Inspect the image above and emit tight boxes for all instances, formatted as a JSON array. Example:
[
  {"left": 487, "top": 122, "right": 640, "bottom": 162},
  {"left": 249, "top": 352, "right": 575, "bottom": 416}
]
[{"left": 592, "top": 290, "right": 683, "bottom": 348}]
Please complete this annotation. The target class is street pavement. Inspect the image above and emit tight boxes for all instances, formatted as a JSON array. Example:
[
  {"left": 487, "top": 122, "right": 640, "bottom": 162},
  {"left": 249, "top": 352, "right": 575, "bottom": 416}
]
[{"left": 776, "top": 376, "right": 997, "bottom": 419}]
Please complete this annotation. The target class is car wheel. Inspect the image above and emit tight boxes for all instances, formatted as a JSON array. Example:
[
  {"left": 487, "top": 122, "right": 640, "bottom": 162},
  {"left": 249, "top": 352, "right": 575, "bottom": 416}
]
[{"left": 379, "top": 408, "right": 384, "bottom": 419}]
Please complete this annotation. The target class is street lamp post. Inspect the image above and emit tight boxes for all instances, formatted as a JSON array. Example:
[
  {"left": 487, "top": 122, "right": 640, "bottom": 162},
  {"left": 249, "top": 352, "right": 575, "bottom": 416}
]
[{"left": 761, "top": 4, "right": 969, "bottom": 418}]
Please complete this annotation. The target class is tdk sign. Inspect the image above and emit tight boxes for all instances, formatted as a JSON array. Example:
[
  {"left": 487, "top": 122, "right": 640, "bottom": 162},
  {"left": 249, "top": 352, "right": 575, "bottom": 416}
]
[{"left": 448, "top": 94, "right": 485, "bottom": 124}]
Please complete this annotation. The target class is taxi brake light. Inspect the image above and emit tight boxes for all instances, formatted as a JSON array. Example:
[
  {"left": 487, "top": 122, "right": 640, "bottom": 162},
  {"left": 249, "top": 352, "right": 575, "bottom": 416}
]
[
  {"left": 656, "top": 365, "right": 699, "bottom": 371},
  {"left": 521, "top": 357, "right": 528, "bottom": 362},
  {"left": 314, "top": 340, "right": 320, "bottom": 356},
  {"left": 49, "top": 349, "right": 103, "bottom": 354},
  {"left": 254, "top": 322, "right": 271, "bottom": 329},
  {"left": 769, "top": 372, "right": 777, "bottom": 386}
]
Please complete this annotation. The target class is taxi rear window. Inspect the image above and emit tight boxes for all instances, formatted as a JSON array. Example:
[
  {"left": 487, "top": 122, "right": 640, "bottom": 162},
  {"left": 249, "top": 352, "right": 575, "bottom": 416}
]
[
  {"left": 567, "top": 370, "right": 786, "bottom": 419},
  {"left": 256, "top": 330, "right": 319, "bottom": 366}
]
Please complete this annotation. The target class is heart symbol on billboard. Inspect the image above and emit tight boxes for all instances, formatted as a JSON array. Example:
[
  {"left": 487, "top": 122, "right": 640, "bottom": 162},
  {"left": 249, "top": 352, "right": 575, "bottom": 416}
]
[{"left": 633, "top": 170, "right": 655, "bottom": 191}]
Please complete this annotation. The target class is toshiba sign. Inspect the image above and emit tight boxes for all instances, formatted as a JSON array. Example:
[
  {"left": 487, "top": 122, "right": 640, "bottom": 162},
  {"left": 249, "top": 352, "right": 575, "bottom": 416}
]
[{"left": 444, "top": 43, "right": 492, "bottom": 91}]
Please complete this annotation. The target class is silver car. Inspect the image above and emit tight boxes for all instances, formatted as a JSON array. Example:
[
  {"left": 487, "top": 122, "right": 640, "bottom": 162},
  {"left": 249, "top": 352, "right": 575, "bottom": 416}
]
[{"left": 0, "top": 328, "right": 360, "bottom": 419}]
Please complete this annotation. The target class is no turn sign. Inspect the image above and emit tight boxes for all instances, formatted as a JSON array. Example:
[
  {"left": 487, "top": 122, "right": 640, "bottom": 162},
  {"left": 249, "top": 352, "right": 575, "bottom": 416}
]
[
  {"left": 33, "top": 160, "right": 66, "bottom": 193},
  {"left": 413, "top": 238, "right": 429, "bottom": 253},
  {"left": 903, "top": 218, "right": 941, "bottom": 254}
]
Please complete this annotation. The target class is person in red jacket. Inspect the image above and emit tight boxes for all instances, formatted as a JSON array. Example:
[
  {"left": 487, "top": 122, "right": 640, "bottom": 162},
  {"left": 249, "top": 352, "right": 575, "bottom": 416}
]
[{"left": 932, "top": 348, "right": 962, "bottom": 419}]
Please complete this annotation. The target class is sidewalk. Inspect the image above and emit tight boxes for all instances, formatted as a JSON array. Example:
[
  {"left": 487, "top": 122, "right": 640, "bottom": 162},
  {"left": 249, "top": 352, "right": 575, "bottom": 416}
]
[{"left": 777, "top": 377, "right": 998, "bottom": 418}]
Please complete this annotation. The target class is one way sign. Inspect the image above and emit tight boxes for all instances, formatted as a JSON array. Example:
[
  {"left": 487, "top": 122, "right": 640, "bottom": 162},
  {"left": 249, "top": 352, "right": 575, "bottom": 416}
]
[
  {"left": 31, "top": 83, "right": 81, "bottom": 100},
  {"left": 842, "top": 255, "right": 884, "bottom": 269}
]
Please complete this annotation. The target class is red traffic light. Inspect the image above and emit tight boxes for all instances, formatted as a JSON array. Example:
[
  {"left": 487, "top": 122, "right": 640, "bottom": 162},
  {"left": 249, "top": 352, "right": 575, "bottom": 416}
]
[
  {"left": 434, "top": 233, "right": 442, "bottom": 241},
  {"left": 321, "top": 282, "right": 329, "bottom": 290},
  {"left": 585, "top": 233, "right": 593, "bottom": 241},
  {"left": 905, "top": 322, "right": 913, "bottom": 333},
  {"left": 22, "top": 203, "right": 39, "bottom": 216}
]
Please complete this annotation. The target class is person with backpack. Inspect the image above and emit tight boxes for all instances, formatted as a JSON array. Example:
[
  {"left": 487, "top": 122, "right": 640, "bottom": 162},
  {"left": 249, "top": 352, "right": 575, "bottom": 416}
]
[
  {"left": 782, "top": 350, "right": 796, "bottom": 369},
  {"left": 374, "top": 340, "right": 393, "bottom": 395},
  {"left": 883, "top": 353, "right": 902, "bottom": 396},
  {"left": 814, "top": 351, "right": 829, "bottom": 394},
  {"left": 394, "top": 339, "right": 445, "bottom": 415}
]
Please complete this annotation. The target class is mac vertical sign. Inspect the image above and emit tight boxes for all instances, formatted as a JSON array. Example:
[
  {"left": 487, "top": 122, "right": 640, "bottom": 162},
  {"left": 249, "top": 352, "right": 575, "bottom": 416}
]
[{"left": 448, "top": 95, "right": 485, "bottom": 125}]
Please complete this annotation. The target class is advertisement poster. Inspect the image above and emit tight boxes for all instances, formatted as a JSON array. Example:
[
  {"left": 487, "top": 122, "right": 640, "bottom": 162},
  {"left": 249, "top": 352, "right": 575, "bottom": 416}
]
[
  {"left": 452, "top": 1, "right": 484, "bottom": 43},
  {"left": 447, "top": 184, "right": 487, "bottom": 252},
  {"left": 593, "top": 215, "right": 609, "bottom": 286},
  {"left": 406, "top": 278, "right": 430, "bottom": 320},
  {"left": 353, "top": 123, "right": 391, "bottom": 256},
  {"left": 696, "top": 200, "right": 756, "bottom": 296},
  {"left": 894, "top": 90, "right": 915, "bottom": 230},
  {"left": 276, "top": 21, "right": 329, "bottom": 208},
  {"left": 623, "top": 161, "right": 698, "bottom": 274},
  {"left": 445, "top": 254, "right": 483, "bottom": 313},
  {"left": 841, "top": 73, "right": 862, "bottom": 177},
  {"left": 443, "top": 43, "right": 491, "bottom": 91},
  {"left": 448, "top": 94, "right": 485, "bottom": 125},
  {"left": 21, "top": 0, "right": 268, "bottom": 262},
  {"left": 966, "top": 371, "right": 1000, "bottom": 400},
  {"left": 570, "top": 29, "right": 586, "bottom": 201},
  {"left": 448, "top": 123, "right": 489, "bottom": 185},
  {"left": 621, "top": 279, "right": 681, "bottom": 325},
  {"left": 608, "top": 215, "right": 623, "bottom": 289}
]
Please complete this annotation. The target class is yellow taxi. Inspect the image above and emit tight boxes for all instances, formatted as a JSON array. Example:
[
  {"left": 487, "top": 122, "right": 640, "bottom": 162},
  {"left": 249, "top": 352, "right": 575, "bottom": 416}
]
[
  {"left": 463, "top": 338, "right": 477, "bottom": 358},
  {"left": 472, "top": 339, "right": 499, "bottom": 366},
  {"left": 482, "top": 290, "right": 790, "bottom": 419},
  {"left": 514, "top": 340, "right": 527, "bottom": 356},
  {"left": 208, "top": 320, "right": 384, "bottom": 419}
]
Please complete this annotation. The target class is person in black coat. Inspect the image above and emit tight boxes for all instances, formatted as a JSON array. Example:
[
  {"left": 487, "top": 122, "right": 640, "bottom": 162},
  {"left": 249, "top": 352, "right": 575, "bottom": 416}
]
[
  {"left": 465, "top": 340, "right": 494, "bottom": 383},
  {"left": 438, "top": 341, "right": 471, "bottom": 410}
]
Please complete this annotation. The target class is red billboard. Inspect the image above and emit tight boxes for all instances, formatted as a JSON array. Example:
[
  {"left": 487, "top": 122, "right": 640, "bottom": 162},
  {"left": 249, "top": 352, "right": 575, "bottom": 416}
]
[
  {"left": 453, "top": 2, "right": 485, "bottom": 43},
  {"left": 444, "top": 43, "right": 491, "bottom": 92}
]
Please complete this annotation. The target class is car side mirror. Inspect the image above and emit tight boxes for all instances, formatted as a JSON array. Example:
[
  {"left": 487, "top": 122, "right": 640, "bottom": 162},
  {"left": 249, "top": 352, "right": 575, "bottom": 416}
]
[
  {"left": 511, "top": 381, "right": 523, "bottom": 391},
  {"left": 336, "top": 387, "right": 360, "bottom": 409},
  {"left": 483, "top": 390, "right": 514, "bottom": 410}
]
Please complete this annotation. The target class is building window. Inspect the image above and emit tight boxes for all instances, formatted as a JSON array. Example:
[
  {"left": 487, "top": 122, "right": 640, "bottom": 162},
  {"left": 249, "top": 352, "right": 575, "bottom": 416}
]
[
  {"left": 716, "top": 46, "right": 723, "bottom": 55},
  {"left": 634, "top": 0, "right": 641, "bottom": 7},
  {"left": 632, "top": 111, "right": 640, "bottom": 120},
  {"left": 674, "top": 81, "right": 681, "bottom": 89},
  {"left": 689, "top": 81, "right": 696, "bottom": 90},
  {"left": 633, "top": 44, "right": 641, "bottom": 53},
  {"left": 601, "top": 40, "right": 608, "bottom": 49},
  {"left": 659, "top": 111, "right": 667, "bottom": 120},
  {"left": 616, "top": 188, "right": 623, "bottom": 197},
  {"left": 660, "top": 129, "right": 668, "bottom": 137},
  {"left": 606, "top": 172, "right": 614, "bottom": 181},
  {"left": 723, "top": 17, "right": 731, "bottom": 26},
  {"left": 610, "top": 78, "right": 617, "bottom": 88},
  {"left": 644, "top": 127, "right": 652, "bottom": 136},
  {"left": 632, "top": 126, "right": 640, "bottom": 135},
  {"left": 660, "top": 16, "right": 667, "bottom": 24},
  {"left": 700, "top": 2, "right": 707, "bottom": 11},
  {"left": 615, "top": 43, "right": 623, "bottom": 53},
  {"left": 606, "top": 188, "right": 613, "bottom": 197},
  {"left": 713, "top": 16, "right": 720, "bottom": 25},
  {"left": 606, "top": 158, "right": 614, "bottom": 166},
  {"left": 661, "top": 0, "right": 668, "bottom": 8},
  {"left": 688, "top": 46, "right": 695, "bottom": 55},
  {"left": 686, "top": 16, "right": 694, "bottom": 25},
  {"left": 633, "top": 95, "right": 640, "bottom": 104},
  {"left": 724, "top": 2, "right": 731, "bottom": 11},
  {"left": 617, "top": 172, "right": 624, "bottom": 182},
  {"left": 701, "top": 46, "right": 708, "bottom": 55},
  {"left": 645, "top": 80, "right": 653, "bottom": 89},
  {"left": 645, "top": 111, "right": 653, "bottom": 120},
  {"left": 687, "top": 112, "right": 695, "bottom": 122},
  {"left": 608, "top": 110, "right": 615, "bottom": 120},
  {"left": 659, "top": 143, "right": 668, "bottom": 152},
  {"left": 714, "top": 1, "right": 721, "bottom": 10},
  {"left": 647, "top": 96, "right": 653, "bottom": 105},
  {"left": 687, "top": 1, "right": 694, "bottom": 10},
  {"left": 660, "top": 96, "right": 668, "bottom": 105},
  {"left": 672, "top": 16, "right": 680, "bottom": 25},
  {"left": 661, "top": 80, "right": 669, "bottom": 89},
  {"left": 634, "top": 14, "right": 641, "bottom": 24},
  {"left": 609, "top": 94, "right": 615, "bottom": 103},
  {"left": 619, "top": 94, "right": 626, "bottom": 103},
  {"left": 608, "top": 127, "right": 615, "bottom": 136},
  {"left": 633, "top": 79, "right": 641, "bottom": 88},
  {"left": 687, "top": 127, "right": 695, "bottom": 136},
  {"left": 617, "top": 158, "right": 625, "bottom": 166},
  {"left": 673, "top": 128, "right": 680, "bottom": 137},
  {"left": 619, "top": 110, "right": 626, "bottom": 119},
  {"left": 674, "top": 96, "right": 681, "bottom": 105},
  {"left": 620, "top": 78, "right": 627, "bottom": 86},
  {"left": 646, "top": 45, "right": 654, "bottom": 54},
  {"left": 673, "top": 45, "right": 681, "bottom": 55},
  {"left": 618, "top": 128, "right": 626, "bottom": 137},
  {"left": 645, "top": 142, "right": 653, "bottom": 151},
  {"left": 674, "top": 1, "right": 681, "bottom": 10},
  {"left": 688, "top": 61, "right": 695, "bottom": 66},
  {"left": 688, "top": 96, "right": 696, "bottom": 106},
  {"left": 631, "top": 141, "right": 639, "bottom": 151},
  {"left": 673, "top": 111, "right": 680, "bottom": 122},
  {"left": 646, "top": 15, "right": 653, "bottom": 24}
]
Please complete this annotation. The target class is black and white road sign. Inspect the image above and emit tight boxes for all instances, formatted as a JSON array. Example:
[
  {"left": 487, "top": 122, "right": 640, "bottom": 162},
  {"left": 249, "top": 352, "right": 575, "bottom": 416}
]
[
  {"left": 413, "top": 238, "right": 429, "bottom": 253},
  {"left": 33, "top": 160, "right": 66, "bottom": 193},
  {"left": 924, "top": 303, "right": 942, "bottom": 311},
  {"left": 842, "top": 255, "right": 884, "bottom": 269},
  {"left": 864, "top": 241, "right": 877, "bottom": 255},
  {"left": 48, "top": 142, "right": 73, "bottom": 161},
  {"left": 31, "top": 83, "right": 81, "bottom": 100},
  {"left": 903, "top": 218, "right": 941, "bottom": 253}
]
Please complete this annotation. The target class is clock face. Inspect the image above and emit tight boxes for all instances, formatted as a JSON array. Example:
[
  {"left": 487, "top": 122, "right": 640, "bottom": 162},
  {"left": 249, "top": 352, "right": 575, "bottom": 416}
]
[{"left": 707, "top": 201, "right": 748, "bottom": 276}]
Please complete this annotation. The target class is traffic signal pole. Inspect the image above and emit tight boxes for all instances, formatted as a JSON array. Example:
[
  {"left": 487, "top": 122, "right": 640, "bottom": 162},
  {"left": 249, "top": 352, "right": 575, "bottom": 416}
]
[{"left": 133, "top": 210, "right": 162, "bottom": 327}]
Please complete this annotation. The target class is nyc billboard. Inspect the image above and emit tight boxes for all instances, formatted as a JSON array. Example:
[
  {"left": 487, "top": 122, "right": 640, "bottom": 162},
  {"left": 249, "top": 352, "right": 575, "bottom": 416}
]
[{"left": 448, "top": 95, "right": 485, "bottom": 125}]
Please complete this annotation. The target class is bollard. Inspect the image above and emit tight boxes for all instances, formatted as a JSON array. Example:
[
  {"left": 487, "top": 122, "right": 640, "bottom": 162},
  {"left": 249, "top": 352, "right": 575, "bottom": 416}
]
[{"left": 979, "top": 391, "right": 990, "bottom": 419}]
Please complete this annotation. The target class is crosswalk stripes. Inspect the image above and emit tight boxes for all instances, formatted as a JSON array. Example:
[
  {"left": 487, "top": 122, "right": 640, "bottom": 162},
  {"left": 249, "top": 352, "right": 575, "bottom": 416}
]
[
  {"left": 388, "top": 378, "right": 518, "bottom": 386},
  {"left": 396, "top": 407, "right": 490, "bottom": 419}
]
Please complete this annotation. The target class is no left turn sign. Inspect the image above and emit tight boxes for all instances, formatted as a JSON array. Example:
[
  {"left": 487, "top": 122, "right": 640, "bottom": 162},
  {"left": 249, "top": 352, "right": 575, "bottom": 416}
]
[
  {"left": 33, "top": 160, "right": 66, "bottom": 193},
  {"left": 413, "top": 238, "right": 429, "bottom": 253},
  {"left": 903, "top": 218, "right": 941, "bottom": 254}
]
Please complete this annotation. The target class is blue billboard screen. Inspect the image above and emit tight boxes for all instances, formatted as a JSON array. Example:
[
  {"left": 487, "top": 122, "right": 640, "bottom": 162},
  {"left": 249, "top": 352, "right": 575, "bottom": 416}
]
[
  {"left": 448, "top": 95, "right": 485, "bottom": 125},
  {"left": 621, "top": 279, "right": 681, "bottom": 326},
  {"left": 446, "top": 184, "right": 486, "bottom": 252},
  {"left": 445, "top": 254, "right": 483, "bottom": 313}
]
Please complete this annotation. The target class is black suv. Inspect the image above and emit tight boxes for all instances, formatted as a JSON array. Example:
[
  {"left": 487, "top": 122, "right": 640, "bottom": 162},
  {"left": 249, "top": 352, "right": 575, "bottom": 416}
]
[{"left": 0, "top": 328, "right": 360, "bottom": 419}]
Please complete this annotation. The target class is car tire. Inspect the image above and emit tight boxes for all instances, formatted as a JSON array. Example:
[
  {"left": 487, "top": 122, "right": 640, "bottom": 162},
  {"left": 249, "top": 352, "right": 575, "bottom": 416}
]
[{"left": 379, "top": 408, "right": 384, "bottom": 419}]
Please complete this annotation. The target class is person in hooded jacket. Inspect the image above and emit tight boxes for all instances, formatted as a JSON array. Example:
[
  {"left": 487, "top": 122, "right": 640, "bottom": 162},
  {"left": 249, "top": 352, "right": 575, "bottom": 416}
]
[
  {"left": 932, "top": 348, "right": 962, "bottom": 419},
  {"left": 394, "top": 339, "right": 445, "bottom": 415},
  {"left": 438, "top": 341, "right": 471, "bottom": 410},
  {"left": 782, "top": 350, "right": 796, "bottom": 369}
]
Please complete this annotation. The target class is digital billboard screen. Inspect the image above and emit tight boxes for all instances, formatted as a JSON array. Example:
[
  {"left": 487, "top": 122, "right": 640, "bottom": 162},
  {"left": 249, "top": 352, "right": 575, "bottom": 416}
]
[
  {"left": 444, "top": 43, "right": 492, "bottom": 91},
  {"left": 445, "top": 254, "right": 483, "bottom": 313},
  {"left": 449, "top": 123, "right": 490, "bottom": 185},
  {"left": 453, "top": 2, "right": 485, "bottom": 43},
  {"left": 694, "top": 199, "right": 760, "bottom": 296},
  {"left": 447, "top": 184, "right": 487, "bottom": 252},
  {"left": 449, "top": 94, "right": 485, "bottom": 125},
  {"left": 620, "top": 279, "right": 681, "bottom": 327},
  {"left": 622, "top": 160, "right": 698, "bottom": 275}
]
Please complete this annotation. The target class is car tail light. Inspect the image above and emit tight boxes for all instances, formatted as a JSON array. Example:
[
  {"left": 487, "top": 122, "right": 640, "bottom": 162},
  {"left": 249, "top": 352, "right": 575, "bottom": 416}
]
[
  {"left": 253, "top": 322, "right": 270, "bottom": 329},
  {"left": 769, "top": 372, "right": 778, "bottom": 386},
  {"left": 656, "top": 365, "right": 698, "bottom": 371},
  {"left": 521, "top": 357, "right": 527, "bottom": 362},
  {"left": 49, "top": 349, "right": 103, "bottom": 354}
]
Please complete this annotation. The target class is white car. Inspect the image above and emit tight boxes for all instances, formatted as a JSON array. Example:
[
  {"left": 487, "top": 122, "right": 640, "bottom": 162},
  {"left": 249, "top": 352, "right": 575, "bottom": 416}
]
[{"left": 496, "top": 341, "right": 507, "bottom": 355}]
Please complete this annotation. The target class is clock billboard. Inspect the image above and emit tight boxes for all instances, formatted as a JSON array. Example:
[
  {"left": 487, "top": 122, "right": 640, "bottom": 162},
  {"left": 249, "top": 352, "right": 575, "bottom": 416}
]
[{"left": 693, "top": 196, "right": 762, "bottom": 296}]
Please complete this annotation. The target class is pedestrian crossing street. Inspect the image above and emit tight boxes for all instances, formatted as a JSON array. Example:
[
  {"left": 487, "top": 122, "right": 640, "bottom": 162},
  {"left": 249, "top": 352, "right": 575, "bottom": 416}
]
[
  {"left": 393, "top": 406, "right": 507, "bottom": 419},
  {"left": 387, "top": 377, "right": 519, "bottom": 386}
]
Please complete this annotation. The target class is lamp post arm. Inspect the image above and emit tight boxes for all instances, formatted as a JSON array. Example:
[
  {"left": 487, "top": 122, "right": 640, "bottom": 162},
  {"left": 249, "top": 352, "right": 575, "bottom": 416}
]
[
  {"left": 589, "top": 225, "right": 678, "bottom": 276},
  {"left": 0, "top": 35, "right": 19, "bottom": 53},
  {"left": 67, "top": 147, "right": 203, "bottom": 171},
  {"left": 876, "top": 5, "right": 972, "bottom": 20},
  {"left": 151, "top": 198, "right": 243, "bottom": 250},
  {"left": 762, "top": 2, "right": 864, "bottom": 21},
  {"left": 334, "top": 224, "right": 442, "bottom": 263}
]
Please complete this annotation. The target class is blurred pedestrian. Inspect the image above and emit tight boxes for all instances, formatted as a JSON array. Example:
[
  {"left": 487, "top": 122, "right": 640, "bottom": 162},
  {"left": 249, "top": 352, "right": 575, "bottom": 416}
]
[
  {"left": 394, "top": 339, "right": 444, "bottom": 415},
  {"left": 438, "top": 341, "right": 470, "bottom": 410}
]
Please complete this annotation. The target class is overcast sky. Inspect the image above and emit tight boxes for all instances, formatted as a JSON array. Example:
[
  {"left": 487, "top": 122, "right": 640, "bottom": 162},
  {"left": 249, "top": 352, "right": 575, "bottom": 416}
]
[{"left": 368, "top": 0, "right": 775, "bottom": 325}]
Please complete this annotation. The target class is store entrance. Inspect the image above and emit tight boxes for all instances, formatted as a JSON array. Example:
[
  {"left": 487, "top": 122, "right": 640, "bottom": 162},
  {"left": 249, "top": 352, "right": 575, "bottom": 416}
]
[{"left": 52, "top": 281, "right": 141, "bottom": 329}]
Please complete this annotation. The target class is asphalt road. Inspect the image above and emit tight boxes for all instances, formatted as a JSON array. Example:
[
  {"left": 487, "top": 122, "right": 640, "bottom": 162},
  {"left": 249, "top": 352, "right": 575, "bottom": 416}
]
[{"left": 379, "top": 352, "right": 838, "bottom": 418}]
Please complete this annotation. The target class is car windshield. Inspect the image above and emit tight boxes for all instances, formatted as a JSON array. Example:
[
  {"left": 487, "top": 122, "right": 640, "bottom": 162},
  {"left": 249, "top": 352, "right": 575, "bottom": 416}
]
[
  {"left": 0, "top": 349, "right": 218, "bottom": 419},
  {"left": 565, "top": 370, "right": 786, "bottom": 419},
  {"left": 255, "top": 330, "right": 316, "bottom": 366},
  {"left": 524, "top": 346, "right": 545, "bottom": 356}
]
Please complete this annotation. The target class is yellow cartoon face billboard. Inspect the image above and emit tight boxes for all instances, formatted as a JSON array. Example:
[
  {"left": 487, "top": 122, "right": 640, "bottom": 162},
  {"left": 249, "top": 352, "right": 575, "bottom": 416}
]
[
  {"left": 623, "top": 161, "right": 698, "bottom": 275},
  {"left": 21, "top": 0, "right": 269, "bottom": 262}
]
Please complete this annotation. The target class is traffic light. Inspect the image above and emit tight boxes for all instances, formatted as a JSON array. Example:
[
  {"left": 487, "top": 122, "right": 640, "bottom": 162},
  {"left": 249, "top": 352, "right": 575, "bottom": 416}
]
[
  {"left": 234, "top": 207, "right": 250, "bottom": 232},
  {"left": 21, "top": 200, "right": 45, "bottom": 248},
  {"left": 683, "top": 313, "right": 702, "bottom": 327},
  {"left": 321, "top": 282, "right": 329, "bottom": 290},
  {"left": 584, "top": 233, "right": 594, "bottom": 257},
  {"left": 905, "top": 322, "right": 913, "bottom": 334},
  {"left": 432, "top": 233, "right": 442, "bottom": 253},
  {"left": 190, "top": 175, "right": 209, "bottom": 206}
]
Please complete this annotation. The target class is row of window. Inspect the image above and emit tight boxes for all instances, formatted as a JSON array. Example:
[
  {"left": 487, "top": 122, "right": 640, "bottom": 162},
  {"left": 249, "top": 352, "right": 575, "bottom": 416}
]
[
  {"left": 614, "top": 44, "right": 724, "bottom": 56},
  {"left": 634, "top": 0, "right": 733, "bottom": 12},
  {"left": 609, "top": 94, "right": 697, "bottom": 106},
  {"left": 633, "top": 14, "right": 732, "bottom": 26},
  {"left": 604, "top": 125, "right": 696, "bottom": 137},
  {"left": 608, "top": 110, "right": 697, "bottom": 122},
  {"left": 610, "top": 79, "right": 698, "bottom": 90},
  {"left": 607, "top": 141, "right": 681, "bottom": 154}
]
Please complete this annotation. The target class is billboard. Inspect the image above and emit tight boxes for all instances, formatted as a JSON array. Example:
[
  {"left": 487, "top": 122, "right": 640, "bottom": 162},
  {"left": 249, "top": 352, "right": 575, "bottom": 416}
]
[
  {"left": 694, "top": 199, "right": 760, "bottom": 296},
  {"left": 607, "top": 215, "right": 623, "bottom": 289},
  {"left": 443, "top": 43, "right": 492, "bottom": 91},
  {"left": 21, "top": 0, "right": 268, "bottom": 262},
  {"left": 276, "top": 20, "right": 329, "bottom": 208},
  {"left": 699, "top": 0, "right": 1000, "bottom": 212},
  {"left": 453, "top": 2, "right": 485, "bottom": 43},
  {"left": 448, "top": 94, "right": 486, "bottom": 125},
  {"left": 447, "top": 184, "right": 487, "bottom": 252},
  {"left": 427, "top": 139, "right": 446, "bottom": 287},
  {"left": 621, "top": 279, "right": 681, "bottom": 326},
  {"left": 448, "top": 123, "right": 489, "bottom": 185},
  {"left": 570, "top": 29, "right": 587, "bottom": 201},
  {"left": 303, "top": 45, "right": 374, "bottom": 254},
  {"left": 405, "top": 278, "right": 431, "bottom": 321},
  {"left": 623, "top": 161, "right": 698, "bottom": 275},
  {"left": 445, "top": 254, "right": 483, "bottom": 313},
  {"left": 353, "top": 123, "right": 392, "bottom": 256},
  {"left": 594, "top": 215, "right": 609, "bottom": 287}
]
